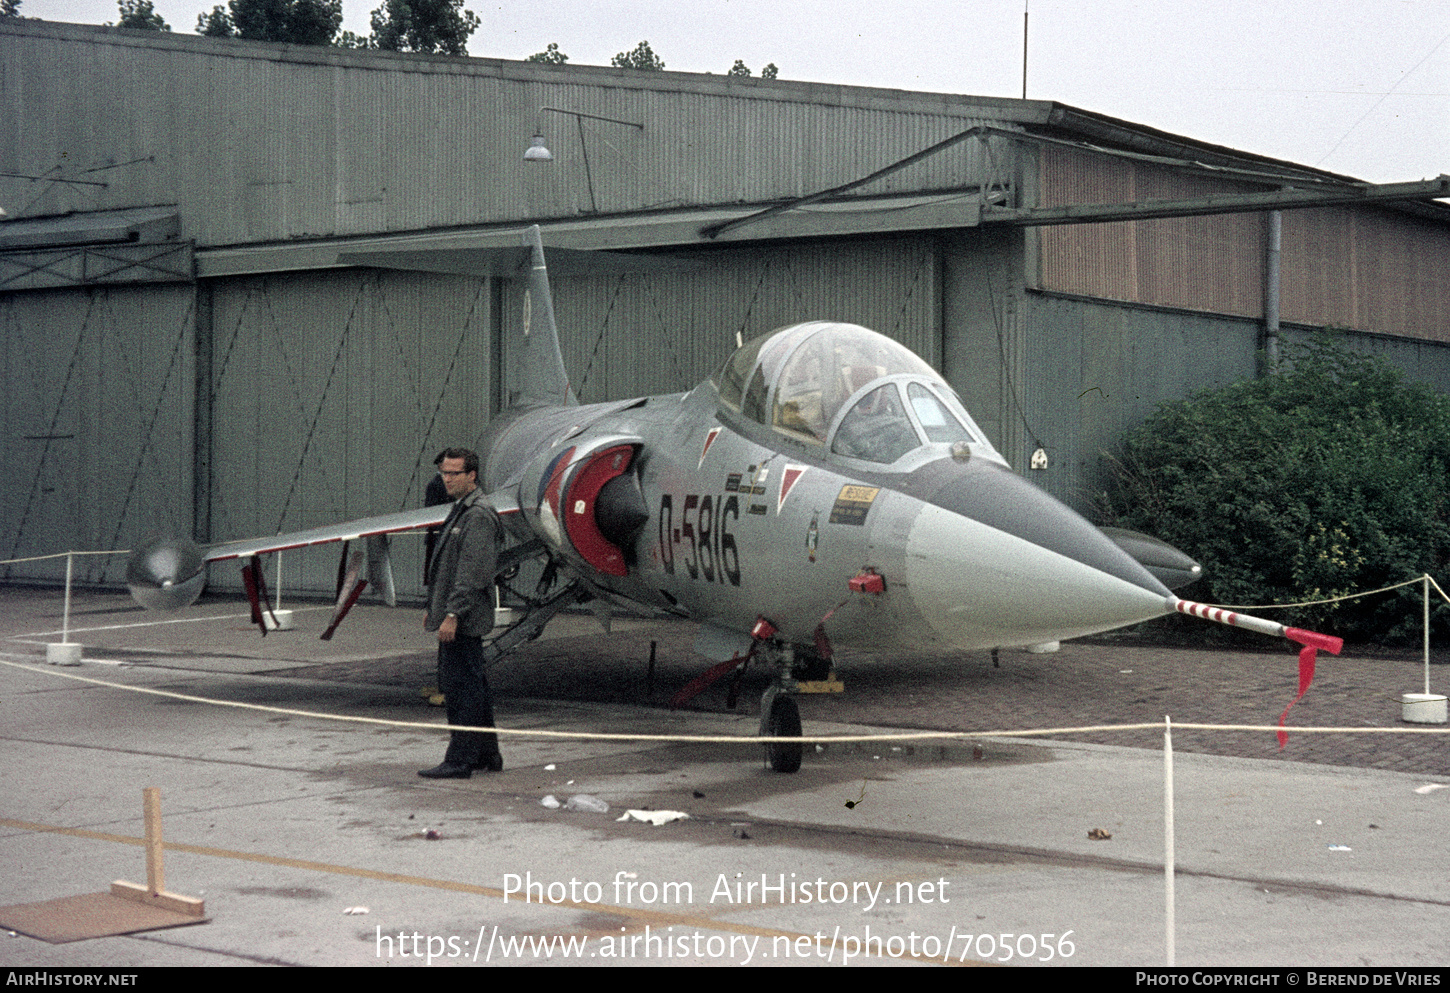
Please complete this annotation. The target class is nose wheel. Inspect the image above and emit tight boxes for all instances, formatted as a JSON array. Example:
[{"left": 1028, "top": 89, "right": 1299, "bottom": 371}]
[
  {"left": 751, "top": 624, "right": 842, "bottom": 773},
  {"left": 761, "top": 691, "right": 802, "bottom": 773}
]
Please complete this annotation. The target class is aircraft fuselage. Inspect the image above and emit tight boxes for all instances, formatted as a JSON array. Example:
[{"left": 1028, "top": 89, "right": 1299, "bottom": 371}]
[{"left": 484, "top": 359, "right": 1173, "bottom": 659}]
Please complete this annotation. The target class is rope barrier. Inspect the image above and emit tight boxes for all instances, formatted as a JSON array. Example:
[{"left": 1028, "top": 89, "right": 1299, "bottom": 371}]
[
  {"left": 1, "top": 549, "right": 129, "bottom": 566},
  {"left": 3, "top": 656, "right": 1447, "bottom": 746},
  {"left": 1210, "top": 573, "right": 1449, "bottom": 612}
]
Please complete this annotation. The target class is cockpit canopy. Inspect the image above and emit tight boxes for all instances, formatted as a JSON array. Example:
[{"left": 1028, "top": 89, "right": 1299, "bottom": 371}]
[{"left": 713, "top": 321, "right": 1002, "bottom": 466}]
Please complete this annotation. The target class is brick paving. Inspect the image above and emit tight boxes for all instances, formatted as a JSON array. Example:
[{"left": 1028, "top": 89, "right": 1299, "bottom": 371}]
[{"left": 285, "top": 616, "right": 1450, "bottom": 780}]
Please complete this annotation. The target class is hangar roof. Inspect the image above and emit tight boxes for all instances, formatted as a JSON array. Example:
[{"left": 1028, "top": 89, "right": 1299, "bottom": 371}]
[{"left": 2, "top": 17, "right": 1446, "bottom": 280}]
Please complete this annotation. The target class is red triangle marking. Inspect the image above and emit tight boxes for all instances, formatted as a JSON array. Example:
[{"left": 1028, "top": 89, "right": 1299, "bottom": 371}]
[
  {"left": 778, "top": 465, "right": 805, "bottom": 511},
  {"left": 698, "top": 426, "right": 721, "bottom": 468}
]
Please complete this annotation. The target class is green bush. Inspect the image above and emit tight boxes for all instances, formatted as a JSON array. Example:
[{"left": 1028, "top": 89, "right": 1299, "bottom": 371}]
[{"left": 1099, "top": 338, "right": 1450, "bottom": 644}]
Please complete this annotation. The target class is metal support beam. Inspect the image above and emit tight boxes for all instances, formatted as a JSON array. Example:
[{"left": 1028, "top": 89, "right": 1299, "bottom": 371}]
[
  {"left": 983, "top": 176, "right": 1450, "bottom": 226},
  {"left": 1263, "top": 210, "right": 1281, "bottom": 375},
  {"left": 701, "top": 125, "right": 1022, "bottom": 240},
  {"left": 0, "top": 241, "right": 193, "bottom": 291}
]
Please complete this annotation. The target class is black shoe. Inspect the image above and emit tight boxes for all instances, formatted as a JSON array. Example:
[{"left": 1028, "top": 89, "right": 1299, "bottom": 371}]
[
  {"left": 418, "top": 762, "right": 472, "bottom": 779},
  {"left": 474, "top": 754, "right": 504, "bottom": 773}
]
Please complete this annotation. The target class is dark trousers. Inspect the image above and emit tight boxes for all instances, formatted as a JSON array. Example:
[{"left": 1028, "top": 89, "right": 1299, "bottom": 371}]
[{"left": 437, "top": 634, "right": 500, "bottom": 765}]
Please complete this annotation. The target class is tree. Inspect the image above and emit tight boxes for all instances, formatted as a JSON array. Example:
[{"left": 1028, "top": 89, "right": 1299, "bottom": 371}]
[
  {"left": 369, "top": 0, "right": 479, "bottom": 56},
  {"left": 525, "top": 42, "right": 568, "bottom": 64},
  {"left": 725, "top": 59, "right": 779, "bottom": 79},
  {"left": 116, "top": 0, "right": 170, "bottom": 30},
  {"left": 611, "top": 40, "right": 664, "bottom": 70},
  {"left": 194, "top": 0, "right": 342, "bottom": 45},
  {"left": 1, "top": 0, "right": 23, "bottom": 19},
  {"left": 1099, "top": 338, "right": 1450, "bottom": 643},
  {"left": 196, "top": 5, "right": 233, "bottom": 34}
]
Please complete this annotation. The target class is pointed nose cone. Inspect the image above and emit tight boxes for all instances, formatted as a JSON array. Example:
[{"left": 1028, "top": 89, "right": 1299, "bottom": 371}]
[{"left": 901, "top": 460, "right": 1171, "bottom": 649}]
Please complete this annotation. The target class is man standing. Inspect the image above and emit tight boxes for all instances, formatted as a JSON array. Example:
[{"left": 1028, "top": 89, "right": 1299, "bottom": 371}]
[{"left": 419, "top": 447, "right": 504, "bottom": 779}]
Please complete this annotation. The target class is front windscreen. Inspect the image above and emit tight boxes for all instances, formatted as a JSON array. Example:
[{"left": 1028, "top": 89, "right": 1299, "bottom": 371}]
[
  {"left": 831, "top": 384, "right": 922, "bottom": 463},
  {"left": 908, "top": 382, "right": 977, "bottom": 444}
]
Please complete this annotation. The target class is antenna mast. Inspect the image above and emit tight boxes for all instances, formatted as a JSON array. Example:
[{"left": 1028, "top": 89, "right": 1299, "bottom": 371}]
[{"left": 1022, "top": 1, "right": 1029, "bottom": 99}]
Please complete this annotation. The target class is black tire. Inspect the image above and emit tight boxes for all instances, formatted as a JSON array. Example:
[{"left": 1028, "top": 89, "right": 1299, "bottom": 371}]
[{"left": 766, "top": 696, "right": 803, "bottom": 773}]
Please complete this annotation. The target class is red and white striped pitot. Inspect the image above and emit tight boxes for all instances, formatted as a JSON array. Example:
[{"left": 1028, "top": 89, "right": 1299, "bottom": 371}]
[
  {"left": 1168, "top": 597, "right": 1344, "bottom": 748},
  {"left": 1172, "top": 597, "right": 1286, "bottom": 638}
]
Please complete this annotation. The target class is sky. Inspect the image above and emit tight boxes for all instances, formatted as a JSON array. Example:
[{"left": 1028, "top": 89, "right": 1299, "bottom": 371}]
[{"left": 13, "top": 0, "right": 1450, "bottom": 185}]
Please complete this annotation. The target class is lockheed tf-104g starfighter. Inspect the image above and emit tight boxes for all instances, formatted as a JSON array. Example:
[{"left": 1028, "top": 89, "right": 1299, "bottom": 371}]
[{"left": 126, "top": 226, "right": 1341, "bottom": 771}]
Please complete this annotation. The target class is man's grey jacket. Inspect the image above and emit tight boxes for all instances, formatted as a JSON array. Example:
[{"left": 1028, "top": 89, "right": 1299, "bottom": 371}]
[{"left": 424, "top": 486, "right": 500, "bottom": 638}]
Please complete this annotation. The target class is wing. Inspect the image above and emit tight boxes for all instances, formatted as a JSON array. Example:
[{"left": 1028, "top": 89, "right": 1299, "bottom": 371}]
[
  {"left": 198, "top": 491, "right": 523, "bottom": 638},
  {"left": 203, "top": 505, "right": 453, "bottom": 562}
]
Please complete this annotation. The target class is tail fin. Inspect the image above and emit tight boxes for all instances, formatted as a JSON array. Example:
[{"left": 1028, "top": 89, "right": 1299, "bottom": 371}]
[{"left": 519, "top": 225, "right": 577, "bottom": 407}]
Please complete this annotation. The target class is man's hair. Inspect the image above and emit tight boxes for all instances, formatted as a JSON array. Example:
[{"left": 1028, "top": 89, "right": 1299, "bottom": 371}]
[{"left": 439, "top": 447, "right": 479, "bottom": 477}]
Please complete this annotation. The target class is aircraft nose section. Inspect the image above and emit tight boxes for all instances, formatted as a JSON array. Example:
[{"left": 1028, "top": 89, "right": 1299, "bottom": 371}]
[{"left": 900, "top": 460, "right": 1172, "bottom": 648}]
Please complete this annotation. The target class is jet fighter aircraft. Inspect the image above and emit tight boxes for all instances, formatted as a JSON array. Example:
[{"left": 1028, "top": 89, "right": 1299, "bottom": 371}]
[{"left": 125, "top": 226, "right": 1340, "bottom": 771}]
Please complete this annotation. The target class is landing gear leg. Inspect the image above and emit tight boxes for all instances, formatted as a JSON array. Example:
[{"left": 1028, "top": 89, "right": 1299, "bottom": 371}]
[
  {"left": 750, "top": 621, "right": 840, "bottom": 774},
  {"left": 481, "top": 581, "right": 584, "bottom": 666}
]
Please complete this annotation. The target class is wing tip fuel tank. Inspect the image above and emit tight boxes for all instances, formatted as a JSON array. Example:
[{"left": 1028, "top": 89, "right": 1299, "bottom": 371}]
[{"left": 126, "top": 536, "right": 207, "bottom": 611}]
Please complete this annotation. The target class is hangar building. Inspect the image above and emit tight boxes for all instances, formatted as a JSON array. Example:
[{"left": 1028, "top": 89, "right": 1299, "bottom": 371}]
[{"left": 4, "top": 18, "right": 1448, "bottom": 598}]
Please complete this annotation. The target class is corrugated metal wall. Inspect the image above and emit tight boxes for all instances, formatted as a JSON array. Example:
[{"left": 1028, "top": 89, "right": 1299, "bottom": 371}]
[
  {"left": 1017, "top": 293, "right": 1259, "bottom": 512},
  {"left": 204, "top": 268, "right": 492, "bottom": 596},
  {"left": 1280, "top": 207, "right": 1450, "bottom": 341},
  {"left": 940, "top": 226, "right": 1027, "bottom": 461},
  {"left": 0, "top": 285, "right": 195, "bottom": 583},
  {"left": 1279, "top": 325, "right": 1450, "bottom": 392},
  {"left": 1036, "top": 146, "right": 1450, "bottom": 342},
  {"left": 1, "top": 22, "right": 1012, "bottom": 250},
  {"left": 1010, "top": 294, "right": 1450, "bottom": 516},
  {"left": 1037, "top": 146, "right": 1267, "bottom": 318},
  {"left": 504, "top": 237, "right": 942, "bottom": 406}
]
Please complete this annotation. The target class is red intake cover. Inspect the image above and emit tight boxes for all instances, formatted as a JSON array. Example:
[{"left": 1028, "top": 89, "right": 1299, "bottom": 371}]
[{"left": 563, "top": 445, "right": 636, "bottom": 576}]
